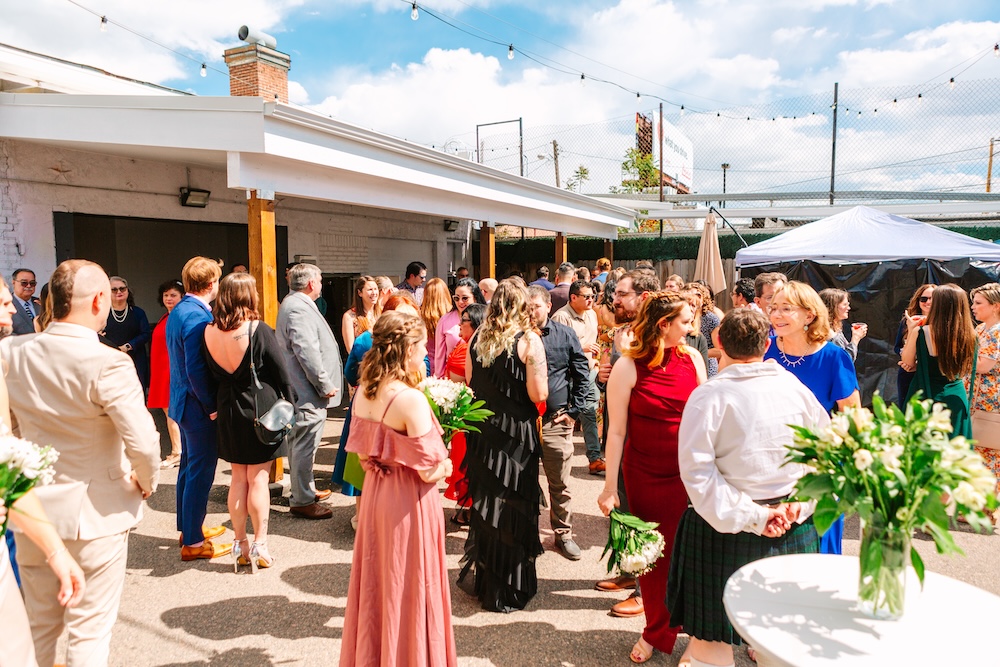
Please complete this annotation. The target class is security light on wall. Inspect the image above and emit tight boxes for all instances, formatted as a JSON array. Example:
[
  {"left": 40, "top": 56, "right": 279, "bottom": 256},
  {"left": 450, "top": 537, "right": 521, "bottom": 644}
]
[
  {"left": 180, "top": 187, "right": 211, "bottom": 208},
  {"left": 443, "top": 219, "right": 460, "bottom": 232}
]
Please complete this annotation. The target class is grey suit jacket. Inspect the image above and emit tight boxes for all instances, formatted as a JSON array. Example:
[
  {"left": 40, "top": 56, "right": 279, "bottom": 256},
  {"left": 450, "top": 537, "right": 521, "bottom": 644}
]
[
  {"left": 11, "top": 297, "right": 40, "bottom": 335},
  {"left": 276, "top": 291, "right": 343, "bottom": 410},
  {"left": 0, "top": 322, "right": 160, "bottom": 541}
]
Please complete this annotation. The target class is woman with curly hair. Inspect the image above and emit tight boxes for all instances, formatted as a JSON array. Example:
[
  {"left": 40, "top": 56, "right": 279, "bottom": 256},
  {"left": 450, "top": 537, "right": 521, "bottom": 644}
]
[
  {"left": 459, "top": 280, "right": 548, "bottom": 613},
  {"left": 597, "top": 290, "right": 706, "bottom": 664},
  {"left": 685, "top": 282, "right": 721, "bottom": 377},
  {"left": 901, "top": 282, "right": 975, "bottom": 438}
]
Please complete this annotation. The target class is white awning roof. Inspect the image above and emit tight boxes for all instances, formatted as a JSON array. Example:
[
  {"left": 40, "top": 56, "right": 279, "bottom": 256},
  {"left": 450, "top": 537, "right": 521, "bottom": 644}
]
[{"left": 0, "top": 93, "right": 634, "bottom": 238}]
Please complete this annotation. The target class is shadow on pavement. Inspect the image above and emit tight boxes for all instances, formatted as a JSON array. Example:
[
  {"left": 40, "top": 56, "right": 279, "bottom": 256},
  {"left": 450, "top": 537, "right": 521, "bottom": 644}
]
[
  {"left": 280, "top": 562, "right": 352, "bottom": 598},
  {"left": 161, "top": 595, "right": 342, "bottom": 640},
  {"left": 449, "top": 576, "right": 631, "bottom": 618},
  {"left": 126, "top": 532, "right": 239, "bottom": 578},
  {"left": 157, "top": 647, "right": 279, "bottom": 667},
  {"left": 145, "top": 483, "right": 231, "bottom": 516}
]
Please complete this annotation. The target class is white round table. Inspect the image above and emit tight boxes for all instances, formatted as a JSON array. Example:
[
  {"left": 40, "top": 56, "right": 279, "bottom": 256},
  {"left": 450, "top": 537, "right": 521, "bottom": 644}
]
[{"left": 723, "top": 553, "right": 999, "bottom": 666}]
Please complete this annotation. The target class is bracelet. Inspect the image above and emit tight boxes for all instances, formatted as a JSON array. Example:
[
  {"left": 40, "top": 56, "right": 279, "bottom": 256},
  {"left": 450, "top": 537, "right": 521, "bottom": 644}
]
[{"left": 45, "top": 546, "right": 68, "bottom": 564}]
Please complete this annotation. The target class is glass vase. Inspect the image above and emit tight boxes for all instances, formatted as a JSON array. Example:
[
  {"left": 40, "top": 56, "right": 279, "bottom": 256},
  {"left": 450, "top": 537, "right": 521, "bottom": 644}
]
[{"left": 857, "top": 515, "right": 909, "bottom": 620}]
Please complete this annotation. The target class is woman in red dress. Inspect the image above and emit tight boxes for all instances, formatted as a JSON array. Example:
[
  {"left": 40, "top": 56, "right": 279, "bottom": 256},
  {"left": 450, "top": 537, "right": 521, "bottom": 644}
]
[
  {"left": 443, "top": 303, "right": 486, "bottom": 524},
  {"left": 147, "top": 279, "right": 184, "bottom": 468},
  {"left": 598, "top": 290, "right": 706, "bottom": 664}
]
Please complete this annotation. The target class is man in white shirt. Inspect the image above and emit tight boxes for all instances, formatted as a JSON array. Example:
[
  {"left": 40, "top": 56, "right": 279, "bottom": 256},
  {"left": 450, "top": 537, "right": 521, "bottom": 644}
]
[{"left": 667, "top": 308, "right": 829, "bottom": 667}]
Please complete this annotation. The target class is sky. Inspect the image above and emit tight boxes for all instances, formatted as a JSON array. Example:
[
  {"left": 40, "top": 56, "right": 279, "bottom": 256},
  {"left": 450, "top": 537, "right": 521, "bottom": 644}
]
[{"left": 3, "top": 0, "right": 1000, "bottom": 197}]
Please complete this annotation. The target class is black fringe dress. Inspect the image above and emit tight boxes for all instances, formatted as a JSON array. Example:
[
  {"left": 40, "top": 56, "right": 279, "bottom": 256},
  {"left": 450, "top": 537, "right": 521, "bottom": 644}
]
[{"left": 458, "top": 332, "right": 544, "bottom": 612}]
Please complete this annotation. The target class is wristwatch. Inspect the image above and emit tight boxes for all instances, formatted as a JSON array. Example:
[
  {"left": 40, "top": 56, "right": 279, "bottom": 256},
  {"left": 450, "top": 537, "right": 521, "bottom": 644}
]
[{"left": 123, "top": 343, "right": 133, "bottom": 352}]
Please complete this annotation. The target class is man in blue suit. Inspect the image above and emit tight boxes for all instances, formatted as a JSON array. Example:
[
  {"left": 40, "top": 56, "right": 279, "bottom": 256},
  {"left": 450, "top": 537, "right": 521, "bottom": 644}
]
[{"left": 167, "top": 257, "right": 231, "bottom": 561}]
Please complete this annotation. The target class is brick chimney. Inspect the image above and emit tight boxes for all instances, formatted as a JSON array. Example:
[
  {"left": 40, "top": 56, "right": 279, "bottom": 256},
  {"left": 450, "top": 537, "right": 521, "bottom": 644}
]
[{"left": 223, "top": 43, "right": 291, "bottom": 103}]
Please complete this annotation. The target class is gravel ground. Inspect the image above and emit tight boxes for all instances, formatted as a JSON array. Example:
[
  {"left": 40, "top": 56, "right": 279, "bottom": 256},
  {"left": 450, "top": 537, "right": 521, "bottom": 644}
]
[{"left": 50, "top": 412, "right": 998, "bottom": 666}]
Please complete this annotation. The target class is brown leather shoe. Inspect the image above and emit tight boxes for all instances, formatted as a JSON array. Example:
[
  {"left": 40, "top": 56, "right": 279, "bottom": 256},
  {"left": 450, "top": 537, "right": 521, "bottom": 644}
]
[
  {"left": 290, "top": 503, "right": 333, "bottom": 520},
  {"left": 178, "top": 525, "right": 227, "bottom": 547},
  {"left": 589, "top": 459, "right": 607, "bottom": 475},
  {"left": 315, "top": 489, "right": 333, "bottom": 502},
  {"left": 181, "top": 540, "right": 233, "bottom": 561},
  {"left": 610, "top": 592, "right": 644, "bottom": 618},
  {"left": 595, "top": 574, "right": 637, "bottom": 592}
]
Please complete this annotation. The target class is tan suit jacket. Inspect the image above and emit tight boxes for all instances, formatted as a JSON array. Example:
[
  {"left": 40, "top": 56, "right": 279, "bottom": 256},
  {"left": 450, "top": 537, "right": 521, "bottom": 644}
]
[{"left": 0, "top": 321, "right": 159, "bottom": 541}]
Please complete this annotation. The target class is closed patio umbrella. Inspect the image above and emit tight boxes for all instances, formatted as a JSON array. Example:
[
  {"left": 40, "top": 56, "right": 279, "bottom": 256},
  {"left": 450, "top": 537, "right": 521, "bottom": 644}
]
[{"left": 693, "top": 212, "right": 727, "bottom": 296}]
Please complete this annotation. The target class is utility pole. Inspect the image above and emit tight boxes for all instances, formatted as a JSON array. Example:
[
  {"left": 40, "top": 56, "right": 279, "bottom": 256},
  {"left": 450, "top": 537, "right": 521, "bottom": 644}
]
[
  {"left": 829, "top": 82, "right": 838, "bottom": 205},
  {"left": 721, "top": 163, "right": 730, "bottom": 208},
  {"left": 552, "top": 139, "right": 560, "bottom": 187},
  {"left": 988, "top": 138, "right": 995, "bottom": 193}
]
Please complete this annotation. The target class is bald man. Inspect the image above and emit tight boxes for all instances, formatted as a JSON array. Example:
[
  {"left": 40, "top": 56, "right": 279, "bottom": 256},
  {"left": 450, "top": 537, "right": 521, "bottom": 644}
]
[{"left": 2, "top": 259, "right": 159, "bottom": 667}]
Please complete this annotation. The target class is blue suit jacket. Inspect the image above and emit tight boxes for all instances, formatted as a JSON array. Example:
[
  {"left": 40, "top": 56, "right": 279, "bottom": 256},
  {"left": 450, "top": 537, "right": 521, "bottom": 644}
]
[{"left": 166, "top": 295, "right": 216, "bottom": 423}]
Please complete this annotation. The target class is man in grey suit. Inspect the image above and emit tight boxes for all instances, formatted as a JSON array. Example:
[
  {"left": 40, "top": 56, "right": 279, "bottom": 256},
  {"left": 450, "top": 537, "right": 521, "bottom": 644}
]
[
  {"left": 277, "top": 263, "right": 342, "bottom": 520},
  {"left": 3, "top": 259, "right": 159, "bottom": 666},
  {"left": 11, "top": 267, "right": 41, "bottom": 335}
]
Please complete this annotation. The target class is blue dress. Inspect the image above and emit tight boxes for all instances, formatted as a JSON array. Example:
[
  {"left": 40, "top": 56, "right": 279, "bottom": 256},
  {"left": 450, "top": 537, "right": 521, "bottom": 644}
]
[
  {"left": 764, "top": 338, "right": 858, "bottom": 554},
  {"left": 331, "top": 332, "right": 372, "bottom": 497}
]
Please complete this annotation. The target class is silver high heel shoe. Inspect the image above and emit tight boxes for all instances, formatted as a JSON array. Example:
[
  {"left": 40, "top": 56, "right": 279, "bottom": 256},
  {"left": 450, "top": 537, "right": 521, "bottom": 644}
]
[
  {"left": 232, "top": 540, "right": 250, "bottom": 573},
  {"left": 249, "top": 541, "right": 274, "bottom": 574}
]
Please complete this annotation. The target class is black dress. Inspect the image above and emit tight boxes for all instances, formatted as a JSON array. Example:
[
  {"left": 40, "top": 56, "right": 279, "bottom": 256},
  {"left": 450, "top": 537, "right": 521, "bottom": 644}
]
[
  {"left": 205, "top": 322, "right": 295, "bottom": 465},
  {"left": 104, "top": 306, "right": 152, "bottom": 391},
  {"left": 459, "top": 332, "right": 543, "bottom": 612}
]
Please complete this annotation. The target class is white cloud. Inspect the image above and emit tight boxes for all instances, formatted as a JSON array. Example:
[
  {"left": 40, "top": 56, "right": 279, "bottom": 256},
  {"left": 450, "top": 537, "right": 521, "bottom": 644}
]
[
  {"left": 774, "top": 26, "right": 813, "bottom": 43},
  {"left": 288, "top": 80, "right": 310, "bottom": 104}
]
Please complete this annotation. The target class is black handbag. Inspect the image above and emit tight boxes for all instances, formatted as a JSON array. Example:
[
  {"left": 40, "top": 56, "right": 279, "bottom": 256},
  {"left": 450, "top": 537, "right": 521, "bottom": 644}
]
[{"left": 248, "top": 322, "right": 296, "bottom": 446}]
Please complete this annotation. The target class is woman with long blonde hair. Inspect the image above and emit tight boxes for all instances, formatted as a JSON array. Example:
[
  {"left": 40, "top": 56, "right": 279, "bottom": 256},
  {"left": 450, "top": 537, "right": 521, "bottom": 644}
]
[
  {"left": 969, "top": 282, "right": 1000, "bottom": 523},
  {"left": 598, "top": 291, "right": 706, "bottom": 664},
  {"left": 765, "top": 280, "right": 859, "bottom": 556},
  {"left": 459, "top": 280, "right": 548, "bottom": 613},
  {"left": 420, "top": 278, "right": 453, "bottom": 373},
  {"left": 341, "top": 311, "right": 456, "bottom": 665},
  {"left": 342, "top": 275, "right": 380, "bottom": 354}
]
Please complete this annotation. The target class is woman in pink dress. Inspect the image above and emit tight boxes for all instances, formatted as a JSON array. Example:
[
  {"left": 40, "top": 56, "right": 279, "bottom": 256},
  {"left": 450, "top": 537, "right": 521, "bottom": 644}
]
[{"left": 342, "top": 311, "right": 457, "bottom": 667}]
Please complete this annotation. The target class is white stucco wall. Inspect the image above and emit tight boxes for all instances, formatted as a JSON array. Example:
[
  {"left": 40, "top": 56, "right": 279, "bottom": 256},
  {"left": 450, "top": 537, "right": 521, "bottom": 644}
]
[{"left": 0, "top": 138, "right": 470, "bottom": 284}]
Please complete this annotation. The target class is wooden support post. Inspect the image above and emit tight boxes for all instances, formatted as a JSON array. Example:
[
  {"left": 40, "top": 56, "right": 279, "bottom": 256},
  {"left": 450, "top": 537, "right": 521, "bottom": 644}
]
[
  {"left": 480, "top": 223, "right": 496, "bottom": 279},
  {"left": 603, "top": 239, "right": 614, "bottom": 264},
  {"left": 247, "top": 190, "right": 283, "bottom": 484},
  {"left": 555, "top": 232, "right": 568, "bottom": 266}
]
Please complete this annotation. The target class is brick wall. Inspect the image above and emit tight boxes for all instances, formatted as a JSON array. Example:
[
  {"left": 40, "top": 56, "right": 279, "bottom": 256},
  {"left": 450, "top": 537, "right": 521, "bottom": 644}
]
[{"left": 223, "top": 44, "right": 290, "bottom": 103}]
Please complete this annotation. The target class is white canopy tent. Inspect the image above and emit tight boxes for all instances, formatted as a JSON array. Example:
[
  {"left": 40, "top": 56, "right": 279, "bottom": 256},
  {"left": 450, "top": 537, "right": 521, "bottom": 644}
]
[{"left": 735, "top": 205, "right": 1000, "bottom": 267}]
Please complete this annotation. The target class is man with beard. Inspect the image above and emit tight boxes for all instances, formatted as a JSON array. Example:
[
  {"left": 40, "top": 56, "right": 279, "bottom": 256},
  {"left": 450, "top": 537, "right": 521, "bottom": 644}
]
[{"left": 593, "top": 268, "right": 660, "bottom": 618}]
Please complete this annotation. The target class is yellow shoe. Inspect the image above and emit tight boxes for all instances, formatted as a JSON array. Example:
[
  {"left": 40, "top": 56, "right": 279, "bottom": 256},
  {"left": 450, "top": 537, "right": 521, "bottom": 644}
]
[
  {"left": 180, "top": 540, "right": 233, "bottom": 561},
  {"left": 178, "top": 525, "right": 227, "bottom": 546}
]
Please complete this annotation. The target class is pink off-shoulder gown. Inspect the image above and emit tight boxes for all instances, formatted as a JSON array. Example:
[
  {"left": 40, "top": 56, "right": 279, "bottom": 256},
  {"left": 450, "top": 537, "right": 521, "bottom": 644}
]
[{"left": 341, "top": 398, "right": 457, "bottom": 667}]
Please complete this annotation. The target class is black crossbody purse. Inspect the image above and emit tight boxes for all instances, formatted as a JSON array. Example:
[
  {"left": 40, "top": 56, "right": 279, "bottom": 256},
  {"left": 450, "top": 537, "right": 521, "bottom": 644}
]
[{"left": 248, "top": 322, "right": 296, "bottom": 446}]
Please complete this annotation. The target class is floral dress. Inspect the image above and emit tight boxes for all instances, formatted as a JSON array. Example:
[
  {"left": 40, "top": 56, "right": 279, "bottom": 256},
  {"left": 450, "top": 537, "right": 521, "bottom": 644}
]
[{"left": 969, "top": 322, "right": 1000, "bottom": 502}]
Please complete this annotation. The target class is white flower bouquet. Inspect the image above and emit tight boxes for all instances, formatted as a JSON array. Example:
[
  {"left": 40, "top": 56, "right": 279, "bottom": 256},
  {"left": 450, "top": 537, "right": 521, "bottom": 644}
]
[
  {"left": 601, "top": 509, "right": 666, "bottom": 577},
  {"left": 785, "top": 392, "right": 998, "bottom": 618},
  {"left": 0, "top": 426, "right": 59, "bottom": 535},
  {"left": 418, "top": 377, "right": 494, "bottom": 445}
]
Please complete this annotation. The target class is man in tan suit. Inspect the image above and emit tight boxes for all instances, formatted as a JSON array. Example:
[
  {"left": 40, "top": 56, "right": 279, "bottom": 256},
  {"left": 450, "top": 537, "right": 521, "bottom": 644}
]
[{"left": 2, "top": 259, "right": 159, "bottom": 667}]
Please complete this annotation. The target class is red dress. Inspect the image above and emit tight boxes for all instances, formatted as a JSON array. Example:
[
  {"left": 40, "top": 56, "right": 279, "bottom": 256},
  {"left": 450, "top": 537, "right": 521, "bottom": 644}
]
[
  {"left": 443, "top": 340, "right": 470, "bottom": 505},
  {"left": 623, "top": 348, "right": 698, "bottom": 653},
  {"left": 147, "top": 314, "right": 170, "bottom": 409}
]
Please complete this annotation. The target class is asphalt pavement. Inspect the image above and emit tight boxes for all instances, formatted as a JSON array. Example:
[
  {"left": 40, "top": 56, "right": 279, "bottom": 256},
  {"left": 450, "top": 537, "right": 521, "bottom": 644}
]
[{"left": 53, "top": 413, "right": 998, "bottom": 666}]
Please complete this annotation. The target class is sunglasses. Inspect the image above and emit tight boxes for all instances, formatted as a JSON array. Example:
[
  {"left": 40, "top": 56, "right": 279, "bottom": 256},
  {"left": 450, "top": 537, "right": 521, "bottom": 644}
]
[
  {"left": 919, "top": 296, "right": 932, "bottom": 303},
  {"left": 111, "top": 287, "right": 128, "bottom": 293},
  {"left": 15, "top": 280, "right": 37, "bottom": 287},
  {"left": 460, "top": 316, "right": 471, "bottom": 323},
  {"left": 454, "top": 295, "right": 472, "bottom": 303},
  {"left": 575, "top": 294, "right": 595, "bottom": 301}
]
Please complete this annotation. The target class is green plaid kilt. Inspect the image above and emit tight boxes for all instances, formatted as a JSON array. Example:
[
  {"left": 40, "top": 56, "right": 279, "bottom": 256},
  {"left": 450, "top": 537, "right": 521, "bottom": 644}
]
[{"left": 666, "top": 506, "right": 819, "bottom": 645}]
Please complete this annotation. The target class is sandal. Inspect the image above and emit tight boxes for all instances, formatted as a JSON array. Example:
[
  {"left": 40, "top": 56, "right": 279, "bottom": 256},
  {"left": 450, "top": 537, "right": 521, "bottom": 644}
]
[
  {"left": 450, "top": 508, "right": 470, "bottom": 526},
  {"left": 629, "top": 638, "right": 654, "bottom": 664}
]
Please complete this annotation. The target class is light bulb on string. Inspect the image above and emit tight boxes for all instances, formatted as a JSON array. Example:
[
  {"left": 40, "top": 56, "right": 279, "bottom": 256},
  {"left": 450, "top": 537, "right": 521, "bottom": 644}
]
[
  {"left": 580, "top": 73, "right": 585, "bottom": 86},
  {"left": 636, "top": 92, "right": 641, "bottom": 103},
  {"left": 949, "top": 77, "right": 955, "bottom": 90},
  {"left": 200, "top": 63, "right": 207, "bottom": 78},
  {"left": 411, "top": 2, "right": 419, "bottom": 20},
  {"left": 507, "top": 45, "right": 514, "bottom": 60},
  {"left": 995, "top": 43, "right": 999, "bottom": 58},
  {"left": 893, "top": 98, "right": 897, "bottom": 107},
  {"left": 680, "top": 105, "right": 685, "bottom": 116},
  {"left": 918, "top": 93, "right": 923, "bottom": 102},
  {"left": 100, "top": 16, "right": 108, "bottom": 32}
]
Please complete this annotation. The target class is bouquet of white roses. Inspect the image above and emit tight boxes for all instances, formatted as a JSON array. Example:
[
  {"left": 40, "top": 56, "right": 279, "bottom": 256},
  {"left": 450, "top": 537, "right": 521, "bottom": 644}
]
[
  {"left": 0, "top": 426, "right": 59, "bottom": 535},
  {"left": 419, "top": 377, "right": 494, "bottom": 446},
  {"left": 785, "top": 392, "right": 997, "bottom": 618},
  {"left": 601, "top": 509, "right": 666, "bottom": 577}
]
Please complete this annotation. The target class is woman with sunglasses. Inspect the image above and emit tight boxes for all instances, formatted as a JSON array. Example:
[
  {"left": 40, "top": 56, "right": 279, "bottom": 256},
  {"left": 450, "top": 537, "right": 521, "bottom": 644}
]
[
  {"left": 895, "top": 284, "right": 936, "bottom": 403},
  {"left": 103, "top": 276, "right": 152, "bottom": 392},
  {"left": 432, "top": 277, "right": 485, "bottom": 378}
]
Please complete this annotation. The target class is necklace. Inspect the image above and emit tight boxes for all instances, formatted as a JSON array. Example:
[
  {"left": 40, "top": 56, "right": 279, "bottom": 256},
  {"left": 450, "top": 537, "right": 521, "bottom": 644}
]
[
  {"left": 111, "top": 306, "right": 129, "bottom": 324},
  {"left": 778, "top": 341, "right": 805, "bottom": 368}
]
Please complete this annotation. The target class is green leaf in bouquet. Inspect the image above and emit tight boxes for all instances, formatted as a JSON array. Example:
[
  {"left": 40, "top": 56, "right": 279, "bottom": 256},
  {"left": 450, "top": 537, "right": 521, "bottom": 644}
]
[
  {"left": 795, "top": 474, "right": 834, "bottom": 500},
  {"left": 921, "top": 519, "right": 963, "bottom": 556},
  {"left": 812, "top": 495, "right": 840, "bottom": 535},
  {"left": 910, "top": 545, "right": 926, "bottom": 587}
]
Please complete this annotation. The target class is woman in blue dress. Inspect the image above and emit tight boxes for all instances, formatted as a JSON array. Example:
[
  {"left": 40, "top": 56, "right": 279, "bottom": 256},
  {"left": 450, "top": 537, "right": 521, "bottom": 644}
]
[{"left": 764, "top": 281, "right": 859, "bottom": 555}]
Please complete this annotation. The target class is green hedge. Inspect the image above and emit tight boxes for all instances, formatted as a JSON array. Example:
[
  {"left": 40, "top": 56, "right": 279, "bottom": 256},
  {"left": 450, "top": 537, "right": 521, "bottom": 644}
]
[{"left": 489, "top": 224, "right": 1000, "bottom": 265}]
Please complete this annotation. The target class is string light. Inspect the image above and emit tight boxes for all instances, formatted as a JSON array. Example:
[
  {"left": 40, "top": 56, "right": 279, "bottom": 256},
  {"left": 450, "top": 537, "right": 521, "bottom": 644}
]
[
  {"left": 995, "top": 43, "right": 999, "bottom": 57},
  {"left": 100, "top": 15, "right": 107, "bottom": 32},
  {"left": 410, "top": 2, "right": 419, "bottom": 20},
  {"left": 200, "top": 63, "right": 207, "bottom": 78},
  {"left": 949, "top": 77, "right": 955, "bottom": 89},
  {"left": 580, "top": 73, "right": 585, "bottom": 86},
  {"left": 680, "top": 105, "right": 685, "bottom": 115},
  {"left": 918, "top": 93, "right": 923, "bottom": 102},
  {"left": 893, "top": 98, "right": 897, "bottom": 107}
]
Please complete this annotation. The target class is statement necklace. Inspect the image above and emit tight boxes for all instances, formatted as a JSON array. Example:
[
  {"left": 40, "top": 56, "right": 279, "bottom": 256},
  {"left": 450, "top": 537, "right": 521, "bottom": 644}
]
[
  {"left": 111, "top": 306, "right": 129, "bottom": 324},
  {"left": 778, "top": 342, "right": 805, "bottom": 368}
]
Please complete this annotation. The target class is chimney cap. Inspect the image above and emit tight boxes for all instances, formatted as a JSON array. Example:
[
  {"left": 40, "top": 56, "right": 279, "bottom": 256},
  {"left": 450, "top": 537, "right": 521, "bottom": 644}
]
[{"left": 238, "top": 25, "right": 277, "bottom": 49}]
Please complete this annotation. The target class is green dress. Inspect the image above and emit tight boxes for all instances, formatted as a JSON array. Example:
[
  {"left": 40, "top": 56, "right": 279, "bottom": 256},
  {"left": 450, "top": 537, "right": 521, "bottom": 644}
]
[{"left": 906, "top": 328, "right": 972, "bottom": 438}]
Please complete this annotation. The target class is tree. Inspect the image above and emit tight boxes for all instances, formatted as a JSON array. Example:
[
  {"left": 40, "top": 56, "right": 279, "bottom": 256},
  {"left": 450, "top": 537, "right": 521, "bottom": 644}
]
[
  {"left": 610, "top": 148, "right": 660, "bottom": 195},
  {"left": 565, "top": 165, "right": 590, "bottom": 193}
]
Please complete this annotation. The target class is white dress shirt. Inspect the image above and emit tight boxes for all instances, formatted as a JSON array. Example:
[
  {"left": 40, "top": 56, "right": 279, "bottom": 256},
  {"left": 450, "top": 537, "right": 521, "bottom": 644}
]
[{"left": 678, "top": 361, "right": 830, "bottom": 535}]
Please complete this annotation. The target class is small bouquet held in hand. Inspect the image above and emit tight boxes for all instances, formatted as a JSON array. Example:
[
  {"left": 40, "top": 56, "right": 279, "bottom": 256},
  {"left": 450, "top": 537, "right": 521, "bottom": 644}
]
[
  {"left": 0, "top": 425, "right": 59, "bottom": 535},
  {"left": 601, "top": 509, "right": 666, "bottom": 577},
  {"left": 785, "top": 392, "right": 998, "bottom": 619},
  {"left": 419, "top": 377, "right": 494, "bottom": 446}
]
